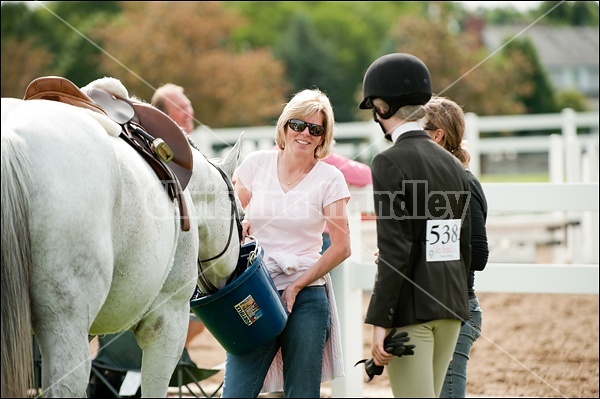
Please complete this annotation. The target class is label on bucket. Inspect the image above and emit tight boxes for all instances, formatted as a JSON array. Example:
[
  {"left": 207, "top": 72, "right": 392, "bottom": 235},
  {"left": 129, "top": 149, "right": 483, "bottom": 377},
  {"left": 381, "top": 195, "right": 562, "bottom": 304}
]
[{"left": 234, "top": 294, "right": 263, "bottom": 326}]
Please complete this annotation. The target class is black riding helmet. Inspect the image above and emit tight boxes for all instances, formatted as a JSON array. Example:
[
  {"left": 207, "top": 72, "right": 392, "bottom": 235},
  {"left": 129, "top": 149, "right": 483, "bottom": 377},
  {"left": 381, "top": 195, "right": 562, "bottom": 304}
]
[{"left": 359, "top": 53, "right": 432, "bottom": 120}]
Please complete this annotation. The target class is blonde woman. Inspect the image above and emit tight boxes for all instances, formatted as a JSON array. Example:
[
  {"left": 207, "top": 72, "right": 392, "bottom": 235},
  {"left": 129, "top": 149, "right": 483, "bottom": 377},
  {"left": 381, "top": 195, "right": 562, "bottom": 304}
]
[{"left": 224, "top": 88, "right": 352, "bottom": 397}]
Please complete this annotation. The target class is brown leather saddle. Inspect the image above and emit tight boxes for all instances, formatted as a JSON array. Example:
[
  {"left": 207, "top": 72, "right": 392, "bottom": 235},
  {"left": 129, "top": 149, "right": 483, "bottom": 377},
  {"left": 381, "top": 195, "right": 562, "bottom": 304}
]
[{"left": 24, "top": 76, "right": 193, "bottom": 231}]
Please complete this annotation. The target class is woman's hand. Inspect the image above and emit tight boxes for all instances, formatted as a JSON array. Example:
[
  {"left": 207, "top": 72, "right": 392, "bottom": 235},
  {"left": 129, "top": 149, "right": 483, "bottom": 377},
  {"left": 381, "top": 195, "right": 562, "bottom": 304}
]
[
  {"left": 241, "top": 219, "right": 251, "bottom": 243},
  {"left": 281, "top": 284, "right": 301, "bottom": 313},
  {"left": 371, "top": 326, "right": 393, "bottom": 366}
]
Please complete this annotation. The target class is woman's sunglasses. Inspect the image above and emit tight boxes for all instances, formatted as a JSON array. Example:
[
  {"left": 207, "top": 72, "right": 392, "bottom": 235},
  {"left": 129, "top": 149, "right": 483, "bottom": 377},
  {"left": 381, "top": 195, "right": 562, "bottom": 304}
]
[{"left": 287, "top": 119, "right": 325, "bottom": 137}]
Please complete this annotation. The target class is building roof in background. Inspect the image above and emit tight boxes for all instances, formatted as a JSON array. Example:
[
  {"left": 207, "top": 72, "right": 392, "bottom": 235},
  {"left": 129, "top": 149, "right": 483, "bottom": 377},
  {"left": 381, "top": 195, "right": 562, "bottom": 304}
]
[{"left": 482, "top": 25, "right": 599, "bottom": 67}]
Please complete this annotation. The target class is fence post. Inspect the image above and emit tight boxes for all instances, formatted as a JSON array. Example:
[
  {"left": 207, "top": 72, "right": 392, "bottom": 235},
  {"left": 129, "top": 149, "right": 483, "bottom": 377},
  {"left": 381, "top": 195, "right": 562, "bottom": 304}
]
[
  {"left": 331, "top": 208, "right": 365, "bottom": 398},
  {"left": 548, "top": 134, "right": 564, "bottom": 183},
  {"left": 582, "top": 140, "right": 600, "bottom": 263},
  {"left": 464, "top": 112, "right": 481, "bottom": 177},
  {"left": 561, "top": 108, "right": 580, "bottom": 182}
]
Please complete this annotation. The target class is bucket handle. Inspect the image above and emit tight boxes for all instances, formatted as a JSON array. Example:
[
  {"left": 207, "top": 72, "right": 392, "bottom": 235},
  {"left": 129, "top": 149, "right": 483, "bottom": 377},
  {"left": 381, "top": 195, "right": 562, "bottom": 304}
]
[{"left": 245, "top": 235, "right": 260, "bottom": 266}]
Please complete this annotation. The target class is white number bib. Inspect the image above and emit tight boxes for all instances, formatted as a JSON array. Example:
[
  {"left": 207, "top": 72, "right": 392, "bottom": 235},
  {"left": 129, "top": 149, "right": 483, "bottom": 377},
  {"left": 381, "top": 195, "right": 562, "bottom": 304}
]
[{"left": 426, "top": 219, "right": 461, "bottom": 262}]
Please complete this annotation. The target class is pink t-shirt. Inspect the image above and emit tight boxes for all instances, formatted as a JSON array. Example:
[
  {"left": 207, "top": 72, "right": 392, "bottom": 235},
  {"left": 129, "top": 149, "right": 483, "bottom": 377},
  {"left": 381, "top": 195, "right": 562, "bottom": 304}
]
[
  {"left": 322, "top": 152, "right": 372, "bottom": 187},
  {"left": 235, "top": 150, "right": 350, "bottom": 288}
]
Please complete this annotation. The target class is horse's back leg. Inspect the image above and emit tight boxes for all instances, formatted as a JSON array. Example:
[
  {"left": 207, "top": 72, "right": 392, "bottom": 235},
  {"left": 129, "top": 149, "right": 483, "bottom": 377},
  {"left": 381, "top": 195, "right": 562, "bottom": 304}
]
[
  {"left": 134, "top": 308, "right": 190, "bottom": 397},
  {"left": 35, "top": 330, "right": 91, "bottom": 398},
  {"left": 136, "top": 229, "right": 197, "bottom": 398},
  {"left": 30, "top": 225, "right": 112, "bottom": 397}
]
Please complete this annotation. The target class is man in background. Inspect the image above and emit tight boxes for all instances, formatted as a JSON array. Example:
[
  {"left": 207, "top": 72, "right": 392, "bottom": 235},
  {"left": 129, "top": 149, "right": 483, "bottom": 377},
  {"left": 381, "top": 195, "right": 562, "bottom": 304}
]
[
  {"left": 152, "top": 83, "right": 205, "bottom": 347},
  {"left": 152, "top": 83, "right": 195, "bottom": 135}
]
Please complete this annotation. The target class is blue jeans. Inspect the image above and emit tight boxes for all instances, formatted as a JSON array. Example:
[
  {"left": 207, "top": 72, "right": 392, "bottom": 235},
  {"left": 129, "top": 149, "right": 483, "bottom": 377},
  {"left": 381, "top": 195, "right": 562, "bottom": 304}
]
[
  {"left": 221, "top": 285, "right": 330, "bottom": 398},
  {"left": 320, "top": 232, "right": 331, "bottom": 254},
  {"left": 440, "top": 296, "right": 482, "bottom": 398}
]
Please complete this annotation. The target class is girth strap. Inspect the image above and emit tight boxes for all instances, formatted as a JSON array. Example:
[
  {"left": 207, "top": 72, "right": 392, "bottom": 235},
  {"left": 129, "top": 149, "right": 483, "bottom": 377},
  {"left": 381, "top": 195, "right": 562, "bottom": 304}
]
[{"left": 120, "top": 122, "right": 191, "bottom": 231}]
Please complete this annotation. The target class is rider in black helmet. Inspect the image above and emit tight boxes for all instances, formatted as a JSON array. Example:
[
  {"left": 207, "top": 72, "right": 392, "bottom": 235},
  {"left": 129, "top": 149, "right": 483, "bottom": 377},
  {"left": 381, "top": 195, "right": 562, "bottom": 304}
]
[
  {"left": 359, "top": 53, "right": 432, "bottom": 140},
  {"left": 359, "top": 53, "right": 472, "bottom": 398}
]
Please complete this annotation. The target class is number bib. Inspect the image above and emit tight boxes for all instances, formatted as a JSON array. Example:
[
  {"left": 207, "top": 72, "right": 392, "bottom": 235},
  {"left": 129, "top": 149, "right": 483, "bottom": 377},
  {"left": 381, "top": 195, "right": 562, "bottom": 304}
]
[{"left": 426, "top": 219, "right": 461, "bottom": 262}]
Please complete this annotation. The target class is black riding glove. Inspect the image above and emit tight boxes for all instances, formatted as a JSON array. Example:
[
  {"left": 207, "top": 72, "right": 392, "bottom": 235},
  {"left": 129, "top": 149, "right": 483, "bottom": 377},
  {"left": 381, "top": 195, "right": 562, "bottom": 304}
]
[
  {"left": 384, "top": 329, "right": 415, "bottom": 356},
  {"left": 354, "top": 328, "right": 415, "bottom": 382}
]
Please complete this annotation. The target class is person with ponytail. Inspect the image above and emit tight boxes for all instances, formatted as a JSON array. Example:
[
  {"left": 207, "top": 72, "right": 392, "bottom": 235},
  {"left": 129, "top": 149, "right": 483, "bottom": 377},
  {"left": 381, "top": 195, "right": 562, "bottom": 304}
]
[{"left": 423, "top": 96, "right": 489, "bottom": 398}]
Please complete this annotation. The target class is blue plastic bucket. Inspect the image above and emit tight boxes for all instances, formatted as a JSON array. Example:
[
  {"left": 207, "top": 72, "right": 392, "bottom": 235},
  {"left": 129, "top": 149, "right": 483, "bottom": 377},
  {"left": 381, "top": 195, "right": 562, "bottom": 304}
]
[{"left": 190, "top": 241, "right": 288, "bottom": 355}]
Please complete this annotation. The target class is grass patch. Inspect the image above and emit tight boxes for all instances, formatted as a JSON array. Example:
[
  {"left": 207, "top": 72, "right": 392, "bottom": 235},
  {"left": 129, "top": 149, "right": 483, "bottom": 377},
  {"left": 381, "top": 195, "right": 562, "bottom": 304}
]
[{"left": 479, "top": 173, "right": 550, "bottom": 183}]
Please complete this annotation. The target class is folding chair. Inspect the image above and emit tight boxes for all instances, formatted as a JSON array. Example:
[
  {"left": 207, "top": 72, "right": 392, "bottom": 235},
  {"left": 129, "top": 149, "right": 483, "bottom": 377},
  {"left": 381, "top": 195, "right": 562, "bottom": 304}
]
[
  {"left": 32, "top": 336, "right": 42, "bottom": 396},
  {"left": 88, "top": 331, "right": 224, "bottom": 398}
]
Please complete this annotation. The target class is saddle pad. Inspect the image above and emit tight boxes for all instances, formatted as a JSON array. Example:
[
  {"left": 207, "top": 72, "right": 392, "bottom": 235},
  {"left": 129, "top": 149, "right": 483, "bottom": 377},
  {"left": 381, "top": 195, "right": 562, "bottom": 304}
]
[{"left": 86, "top": 88, "right": 136, "bottom": 125}]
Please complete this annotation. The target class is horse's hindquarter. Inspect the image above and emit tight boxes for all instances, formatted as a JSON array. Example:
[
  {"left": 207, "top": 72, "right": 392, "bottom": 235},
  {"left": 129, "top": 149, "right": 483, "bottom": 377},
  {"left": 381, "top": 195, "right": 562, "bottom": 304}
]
[
  {"left": 3, "top": 99, "right": 186, "bottom": 334},
  {"left": 4, "top": 100, "right": 123, "bottom": 331}
]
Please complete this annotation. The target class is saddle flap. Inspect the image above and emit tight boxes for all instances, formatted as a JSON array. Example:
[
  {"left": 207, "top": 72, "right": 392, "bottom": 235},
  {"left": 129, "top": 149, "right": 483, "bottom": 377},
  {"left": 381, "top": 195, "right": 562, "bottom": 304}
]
[
  {"left": 23, "top": 76, "right": 106, "bottom": 115},
  {"left": 86, "top": 88, "right": 136, "bottom": 125},
  {"left": 132, "top": 102, "right": 194, "bottom": 189}
]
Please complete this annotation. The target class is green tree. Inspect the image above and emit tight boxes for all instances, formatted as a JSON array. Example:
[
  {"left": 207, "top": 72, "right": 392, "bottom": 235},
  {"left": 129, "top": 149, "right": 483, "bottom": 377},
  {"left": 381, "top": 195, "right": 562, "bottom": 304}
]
[
  {"left": 39, "top": 2, "right": 122, "bottom": 86},
  {"left": 1, "top": 2, "right": 40, "bottom": 41},
  {"left": 538, "top": 1, "right": 599, "bottom": 26},
  {"left": 477, "top": 5, "right": 530, "bottom": 26},
  {"left": 3, "top": 1, "right": 592, "bottom": 124},
  {"left": 555, "top": 89, "right": 590, "bottom": 112},
  {"left": 1, "top": 37, "right": 54, "bottom": 98},
  {"left": 501, "top": 37, "right": 560, "bottom": 114},
  {"left": 381, "top": 5, "right": 533, "bottom": 117},
  {"left": 272, "top": 14, "right": 344, "bottom": 115},
  {"left": 93, "top": 2, "right": 290, "bottom": 127},
  {"left": 226, "top": 1, "right": 422, "bottom": 122},
  {"left": 2, "top": 2, "right": 122, "bottom": 89},
  {"left": 471, "top": 1, "right": 599, "bottom": 26},
  {"left": 1, "top": 2, "right": 54, "bottom": 97}
]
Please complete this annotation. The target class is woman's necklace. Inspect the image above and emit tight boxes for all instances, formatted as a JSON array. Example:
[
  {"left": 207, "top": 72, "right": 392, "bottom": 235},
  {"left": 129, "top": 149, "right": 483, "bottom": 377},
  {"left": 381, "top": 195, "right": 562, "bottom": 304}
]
[
  {"left": 278, "top": 151, "right": 313, "bottom": 188},
  {"left": 284, "top": 171, "right": 305, "bottom": 186}
]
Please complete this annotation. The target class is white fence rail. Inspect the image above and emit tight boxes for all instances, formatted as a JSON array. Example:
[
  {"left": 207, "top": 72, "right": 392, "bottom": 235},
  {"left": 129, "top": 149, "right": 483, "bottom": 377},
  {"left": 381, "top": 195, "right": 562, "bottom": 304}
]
[
  {"left": 330, "top": 182, "right": 599, "bottom": 397},
  {"left": 191, "top": 108, "right": 599, "bottom": 184},
  {"left": 464, "top": 108, "right": 599, "bottom": 180}
]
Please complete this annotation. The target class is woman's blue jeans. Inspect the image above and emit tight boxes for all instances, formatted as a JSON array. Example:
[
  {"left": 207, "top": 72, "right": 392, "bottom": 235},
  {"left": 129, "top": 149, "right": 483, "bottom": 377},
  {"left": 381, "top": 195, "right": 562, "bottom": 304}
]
[
  {"left": 440, "top": 296, "right": 482, "bottom": 398},
  {"left": 221, "top": 285, "right": 330, "bottom": 398}
]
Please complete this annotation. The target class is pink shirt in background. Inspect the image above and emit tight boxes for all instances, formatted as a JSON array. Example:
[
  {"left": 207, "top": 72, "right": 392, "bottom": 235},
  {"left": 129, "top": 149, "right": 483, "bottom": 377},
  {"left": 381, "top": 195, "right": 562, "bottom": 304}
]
[
  {"left": 321, "top": 152, "right": 372, "bottom": 234},
  {"left": 322, "top": 152, "right": 372, "bottom": 187}
]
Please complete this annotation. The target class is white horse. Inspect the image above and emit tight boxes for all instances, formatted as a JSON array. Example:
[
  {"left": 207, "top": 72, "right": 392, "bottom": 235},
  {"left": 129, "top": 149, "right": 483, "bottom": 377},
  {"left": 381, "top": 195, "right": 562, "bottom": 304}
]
[{"left": 1, "top": 86, "right": 242, "bottom": 397}]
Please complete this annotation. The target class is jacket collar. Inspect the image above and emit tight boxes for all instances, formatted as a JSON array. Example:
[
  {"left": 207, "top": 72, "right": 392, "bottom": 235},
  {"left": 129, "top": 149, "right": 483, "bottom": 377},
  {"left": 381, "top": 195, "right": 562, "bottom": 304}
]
[
  {"left": 393, "top": 130, "right": 432, "bottom": 146},
  {"left": 390, "top": 121, "right": 423, "bottom": 143}
]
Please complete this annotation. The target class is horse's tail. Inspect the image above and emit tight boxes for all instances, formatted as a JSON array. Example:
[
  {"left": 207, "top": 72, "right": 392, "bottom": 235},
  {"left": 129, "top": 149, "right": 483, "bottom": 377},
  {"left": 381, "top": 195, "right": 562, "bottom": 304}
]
[{"left": 1, "top": 130, "right": 34, "bottom": 398}]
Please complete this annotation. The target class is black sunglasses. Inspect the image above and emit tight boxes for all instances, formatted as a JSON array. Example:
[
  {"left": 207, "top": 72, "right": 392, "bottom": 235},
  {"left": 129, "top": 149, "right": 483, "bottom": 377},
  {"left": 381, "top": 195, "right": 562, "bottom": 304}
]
[{"left": 287, "top": 119, "right": 325, "bottom": 137}]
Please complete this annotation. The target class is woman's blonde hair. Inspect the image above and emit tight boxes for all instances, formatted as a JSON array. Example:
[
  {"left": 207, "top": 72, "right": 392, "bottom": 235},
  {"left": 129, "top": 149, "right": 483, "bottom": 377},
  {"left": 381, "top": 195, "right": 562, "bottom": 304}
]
[
  {"left": 423, "top": 96, "right": 470, "bottom": 167},
  {"left": 275, "top": 88, "right": 335, "bottom": 159}
]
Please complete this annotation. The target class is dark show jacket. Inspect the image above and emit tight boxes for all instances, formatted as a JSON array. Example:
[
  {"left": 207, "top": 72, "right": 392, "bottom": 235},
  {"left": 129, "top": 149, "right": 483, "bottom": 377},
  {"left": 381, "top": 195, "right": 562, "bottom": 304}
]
[{"left": 365, "top": 130, "right": 472, "bottom": 328}]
